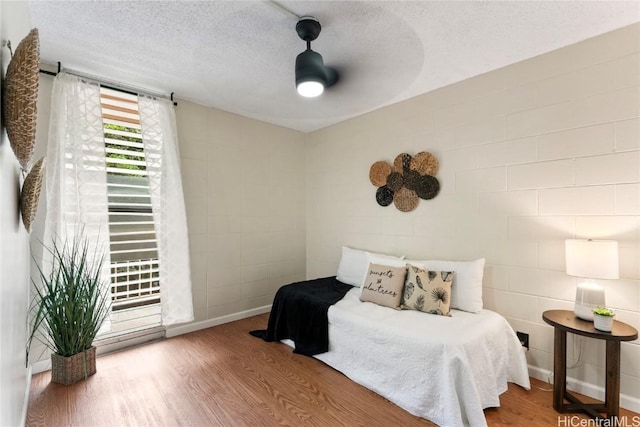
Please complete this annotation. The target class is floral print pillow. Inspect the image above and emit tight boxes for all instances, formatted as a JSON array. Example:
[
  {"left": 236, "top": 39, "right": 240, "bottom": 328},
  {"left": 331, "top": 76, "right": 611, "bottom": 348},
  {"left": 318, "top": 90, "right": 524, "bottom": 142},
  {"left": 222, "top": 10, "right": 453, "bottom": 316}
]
[{"left": 401, "top": 265, "right": 453, "bottom": 316}]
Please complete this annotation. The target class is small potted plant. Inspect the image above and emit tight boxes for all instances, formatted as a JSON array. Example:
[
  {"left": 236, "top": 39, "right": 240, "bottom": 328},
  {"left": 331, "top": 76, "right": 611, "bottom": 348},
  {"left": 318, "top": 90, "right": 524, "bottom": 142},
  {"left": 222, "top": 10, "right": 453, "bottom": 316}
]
[
  {"left": 28, "top": 232, "right": 111, "bottom": 385},
  {"left": 592, "top": 307, "right": 615, "bottom": 332}
]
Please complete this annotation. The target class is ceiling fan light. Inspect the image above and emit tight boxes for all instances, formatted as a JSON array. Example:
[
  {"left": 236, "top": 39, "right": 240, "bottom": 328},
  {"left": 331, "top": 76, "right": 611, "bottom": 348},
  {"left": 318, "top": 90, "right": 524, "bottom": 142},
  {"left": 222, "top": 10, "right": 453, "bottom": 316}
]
[
  {"left": 294, "top": 17, "right": 338, "bottom": 98},
  {"left": 297, "top": 80, "right": 324, "bottom": 97},
  {"left": 295, "top": 50, "right": 331, "bottom": 98}
]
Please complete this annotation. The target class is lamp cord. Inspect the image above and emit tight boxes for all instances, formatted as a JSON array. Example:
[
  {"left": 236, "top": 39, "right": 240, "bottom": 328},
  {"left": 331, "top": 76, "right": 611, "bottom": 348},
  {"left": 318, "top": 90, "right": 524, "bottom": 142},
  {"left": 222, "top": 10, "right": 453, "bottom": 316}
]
[
  {"left": 537, "top": 335, "right": 585, "bottom": 393},
  {"left": 566, "top": 335, "right": 584, "bottom": 370}
]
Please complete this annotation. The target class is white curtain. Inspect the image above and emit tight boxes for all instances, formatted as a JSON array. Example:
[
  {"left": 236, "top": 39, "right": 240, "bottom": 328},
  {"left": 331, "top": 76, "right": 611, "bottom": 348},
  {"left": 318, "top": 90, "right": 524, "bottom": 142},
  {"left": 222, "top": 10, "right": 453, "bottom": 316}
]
[
  {"left": 44, "top": 73, "right": 112, "bottom": 329},
  {"left": 138, "top": 96, "right": 194, "bottom": 325}
]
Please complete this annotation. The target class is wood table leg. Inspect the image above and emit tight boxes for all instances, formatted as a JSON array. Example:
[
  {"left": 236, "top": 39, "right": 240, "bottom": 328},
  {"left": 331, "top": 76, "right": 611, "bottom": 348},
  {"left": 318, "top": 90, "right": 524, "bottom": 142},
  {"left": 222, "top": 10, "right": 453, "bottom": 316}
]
[
  {"left": 543, "top": 310, "right": 638, "bottom": 421},
  {"left": 605, "top": 340, "right": 621, "bottom": 420},
  {"left": 554, "top": 328, "right": 567, "bottom": 411}
]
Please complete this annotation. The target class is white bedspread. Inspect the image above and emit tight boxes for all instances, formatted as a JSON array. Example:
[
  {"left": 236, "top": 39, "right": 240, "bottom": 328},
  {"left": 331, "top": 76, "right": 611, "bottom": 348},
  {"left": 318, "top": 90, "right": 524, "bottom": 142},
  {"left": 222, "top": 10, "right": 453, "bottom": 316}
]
[{"left": 311, "top": 288, "right": 531, "bottom": 427}]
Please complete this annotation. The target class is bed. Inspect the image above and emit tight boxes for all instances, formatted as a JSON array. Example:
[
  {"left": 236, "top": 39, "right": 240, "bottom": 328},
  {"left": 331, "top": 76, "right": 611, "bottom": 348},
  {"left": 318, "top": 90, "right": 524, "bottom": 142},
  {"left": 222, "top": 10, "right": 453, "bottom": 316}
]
[{"left": 254, "top": 248, "right": 531, "bottom": 427}]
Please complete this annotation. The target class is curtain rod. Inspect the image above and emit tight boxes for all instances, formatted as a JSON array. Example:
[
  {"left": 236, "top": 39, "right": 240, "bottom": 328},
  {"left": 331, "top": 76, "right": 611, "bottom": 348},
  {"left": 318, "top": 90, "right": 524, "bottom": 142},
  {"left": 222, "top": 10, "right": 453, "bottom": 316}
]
[{"left": 38, "top": 61, "right": 178, "bottom": 106}]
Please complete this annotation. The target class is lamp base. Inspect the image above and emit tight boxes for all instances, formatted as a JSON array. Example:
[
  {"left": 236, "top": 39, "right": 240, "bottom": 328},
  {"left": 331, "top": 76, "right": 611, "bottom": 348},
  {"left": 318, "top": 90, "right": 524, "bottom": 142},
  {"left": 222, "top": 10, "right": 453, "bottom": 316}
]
[{"left": 574, "top": 280, "right": 605, "bottom": 321}]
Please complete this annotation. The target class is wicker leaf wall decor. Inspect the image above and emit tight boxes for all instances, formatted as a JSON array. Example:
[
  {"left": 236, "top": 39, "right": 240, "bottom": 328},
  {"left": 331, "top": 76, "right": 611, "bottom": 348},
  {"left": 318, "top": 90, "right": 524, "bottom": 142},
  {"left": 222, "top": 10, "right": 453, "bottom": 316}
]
[
  {"left": 2, "top": 28, "right": 40, "bottom": 170},
  {"left": 20, "top": 157, "right": 45, "bottom": 233},
  {"left": 411, "top": 151, "right": 438, "bottom": 176},
  {"left": 369, "top": 161, "right": 391, "bottom": 187},
  {"left": 369, "top": 151, "right": 440, "bottom": 212}
]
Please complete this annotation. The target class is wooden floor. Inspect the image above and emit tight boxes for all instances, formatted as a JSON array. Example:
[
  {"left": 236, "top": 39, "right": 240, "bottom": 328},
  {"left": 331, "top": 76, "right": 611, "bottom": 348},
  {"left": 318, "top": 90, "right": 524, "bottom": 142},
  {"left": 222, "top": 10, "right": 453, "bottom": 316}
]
[{"left": 27, "top": 313, "right": 638, "bottom": 426}]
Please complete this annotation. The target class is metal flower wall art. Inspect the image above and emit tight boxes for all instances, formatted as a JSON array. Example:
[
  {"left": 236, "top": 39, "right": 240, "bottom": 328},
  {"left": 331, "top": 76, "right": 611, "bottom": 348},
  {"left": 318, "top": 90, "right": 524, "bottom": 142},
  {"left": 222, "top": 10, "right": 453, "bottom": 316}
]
[{"left": 369, "top": 151, "right": 440, "bottom": 212}]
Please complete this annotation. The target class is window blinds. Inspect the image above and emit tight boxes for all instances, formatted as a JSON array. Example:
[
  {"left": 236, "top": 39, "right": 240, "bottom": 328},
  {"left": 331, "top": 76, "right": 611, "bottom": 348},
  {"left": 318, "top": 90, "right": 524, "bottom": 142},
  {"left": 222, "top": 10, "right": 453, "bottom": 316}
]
[{"left": 100, "top": 87, "right": 162, "bottom": 333}]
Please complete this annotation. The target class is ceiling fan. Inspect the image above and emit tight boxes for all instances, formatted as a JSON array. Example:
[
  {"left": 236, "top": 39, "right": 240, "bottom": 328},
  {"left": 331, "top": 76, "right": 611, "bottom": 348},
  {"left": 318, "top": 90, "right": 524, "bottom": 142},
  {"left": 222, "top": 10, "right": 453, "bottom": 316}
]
[{"left": 294, "top": 17, "right": 338, "bottom": 98}]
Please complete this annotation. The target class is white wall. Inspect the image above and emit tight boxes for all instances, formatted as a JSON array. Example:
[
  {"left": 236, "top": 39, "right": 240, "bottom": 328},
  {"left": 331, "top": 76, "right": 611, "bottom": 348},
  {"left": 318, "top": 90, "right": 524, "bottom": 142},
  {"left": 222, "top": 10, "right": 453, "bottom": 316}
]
[
  {"left": 0, "top": 2, "right": 33, "bottom": 426},
  {"left": 306, "top": 24, "right": 640, "bottom": 410},
  {"left": 23, "top": 72, "right": 52, "bottom": 370},
  {"left": 170, "top": 101, "right": 307, "bottom": 332}
]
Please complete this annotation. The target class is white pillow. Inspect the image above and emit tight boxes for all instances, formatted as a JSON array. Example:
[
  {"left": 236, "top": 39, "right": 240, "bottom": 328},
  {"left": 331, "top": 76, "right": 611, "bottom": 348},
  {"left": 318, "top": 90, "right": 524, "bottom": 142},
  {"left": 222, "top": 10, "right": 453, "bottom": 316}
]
[
  {"left": 421, "top": 258, "right": 485, "bottom": 313},
  {"left": 336, "top": 246, "right": 404, "bottom": 287}
]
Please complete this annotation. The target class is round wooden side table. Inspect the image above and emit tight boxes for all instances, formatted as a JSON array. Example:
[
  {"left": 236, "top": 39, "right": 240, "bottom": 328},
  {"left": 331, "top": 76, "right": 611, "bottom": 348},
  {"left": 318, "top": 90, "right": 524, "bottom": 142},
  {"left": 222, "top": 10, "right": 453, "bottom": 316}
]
[{"left": 542, "top": 309, "right": 638, "bottom": 421}]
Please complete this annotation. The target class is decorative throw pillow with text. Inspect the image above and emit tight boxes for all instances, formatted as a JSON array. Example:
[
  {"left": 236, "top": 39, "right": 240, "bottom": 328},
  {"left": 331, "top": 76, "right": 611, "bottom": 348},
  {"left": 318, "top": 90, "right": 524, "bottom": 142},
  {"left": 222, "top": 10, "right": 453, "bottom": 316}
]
[{"left": 359, "top": 263, "right": 407, "bottom": 309}]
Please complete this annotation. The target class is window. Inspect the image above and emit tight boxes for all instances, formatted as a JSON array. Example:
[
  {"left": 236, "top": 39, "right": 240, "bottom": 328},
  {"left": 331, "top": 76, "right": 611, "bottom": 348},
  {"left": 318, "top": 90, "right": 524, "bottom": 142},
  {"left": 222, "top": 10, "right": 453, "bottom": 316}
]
[
  {"left": 46, "top": 73, "right": 194, "bottom": 340},
  {"left": 100, "top": 87, "right": 161, "bottom": 336}
]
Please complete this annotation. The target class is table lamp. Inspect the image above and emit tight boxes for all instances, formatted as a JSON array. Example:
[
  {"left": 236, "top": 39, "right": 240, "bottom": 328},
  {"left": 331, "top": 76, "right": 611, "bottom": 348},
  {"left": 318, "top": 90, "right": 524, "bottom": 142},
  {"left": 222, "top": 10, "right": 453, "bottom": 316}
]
[{"left": 565, "top": 239, "right": 619, "bottom": 321}]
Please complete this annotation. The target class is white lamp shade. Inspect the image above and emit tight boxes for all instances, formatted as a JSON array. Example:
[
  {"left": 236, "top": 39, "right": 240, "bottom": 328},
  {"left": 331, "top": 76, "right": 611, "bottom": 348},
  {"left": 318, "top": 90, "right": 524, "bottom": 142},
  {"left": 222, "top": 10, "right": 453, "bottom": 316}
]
[{"left": 565, "top": 239, "right": 619, "bottom": 279}]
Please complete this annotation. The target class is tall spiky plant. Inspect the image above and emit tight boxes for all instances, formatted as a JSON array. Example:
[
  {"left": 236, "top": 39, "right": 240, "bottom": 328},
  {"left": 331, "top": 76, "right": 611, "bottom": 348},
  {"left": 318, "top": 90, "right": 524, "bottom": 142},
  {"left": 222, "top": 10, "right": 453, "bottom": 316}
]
[{"left": 28, "top": 233, "right": 111, "bottom": 358}]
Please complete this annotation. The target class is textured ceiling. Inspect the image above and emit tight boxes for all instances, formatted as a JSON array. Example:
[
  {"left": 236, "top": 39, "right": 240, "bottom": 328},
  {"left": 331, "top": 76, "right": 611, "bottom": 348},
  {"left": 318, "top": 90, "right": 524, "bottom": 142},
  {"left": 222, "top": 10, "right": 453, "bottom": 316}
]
[{"left": 28, "top": 1, "right": 640, "bottom": 133}]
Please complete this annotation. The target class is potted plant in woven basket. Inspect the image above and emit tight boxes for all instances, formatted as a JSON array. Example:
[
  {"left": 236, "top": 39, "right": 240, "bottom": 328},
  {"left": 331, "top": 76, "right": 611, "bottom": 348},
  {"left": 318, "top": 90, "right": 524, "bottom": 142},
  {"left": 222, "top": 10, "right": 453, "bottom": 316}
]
[
  {"left": 592, "top": 307, "right": 615, "bottom": 332},
  {"left": 28, "top": 233, "right": 110, "bottom": 385}
]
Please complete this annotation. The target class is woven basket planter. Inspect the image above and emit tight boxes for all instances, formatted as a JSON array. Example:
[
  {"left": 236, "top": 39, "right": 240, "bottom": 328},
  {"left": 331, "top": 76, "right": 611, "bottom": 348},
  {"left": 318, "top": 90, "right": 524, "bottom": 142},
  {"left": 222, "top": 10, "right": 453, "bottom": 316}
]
[{"left": 51, "top": 347, "right": 97, "bottom": 385}]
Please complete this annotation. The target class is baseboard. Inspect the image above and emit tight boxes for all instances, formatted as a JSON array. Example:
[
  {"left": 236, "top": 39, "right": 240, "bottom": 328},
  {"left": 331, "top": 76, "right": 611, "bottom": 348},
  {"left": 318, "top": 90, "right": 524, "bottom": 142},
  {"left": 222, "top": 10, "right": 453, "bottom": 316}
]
[
  {"left": 31, "top": 358, "right": 51, "bottom": 376},
  {"left": 165, "top": 305, "right": 272, "bottom": 338},
  {"left": 94, "top": 326, "right": 166, "bottom": 356},
  {"left": 20, "top": 365, "right": 32, "bottom": 427},
  {"left": 30, "top": 332, "right": 165, "bottom": 375},
  {"left": 30, "top": 306, "right": 272, "bottom": 374},
  {"left": 528, "top": 365, "right": 640, "bottom": 414}
]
